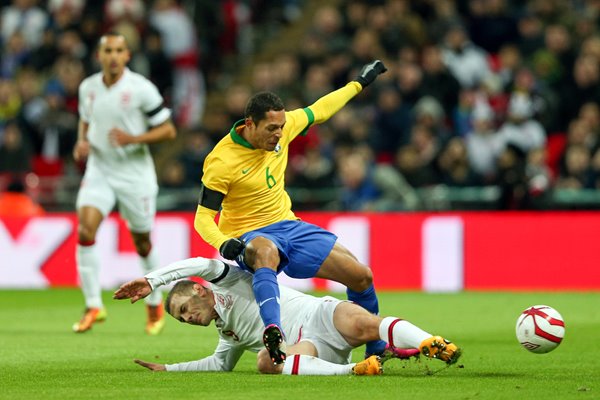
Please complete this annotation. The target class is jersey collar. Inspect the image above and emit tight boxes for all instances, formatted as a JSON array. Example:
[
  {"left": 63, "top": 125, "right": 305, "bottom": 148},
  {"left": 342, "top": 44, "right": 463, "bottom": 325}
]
[{"left": 229, "top": 119, "right": 254, "bottom": 149}]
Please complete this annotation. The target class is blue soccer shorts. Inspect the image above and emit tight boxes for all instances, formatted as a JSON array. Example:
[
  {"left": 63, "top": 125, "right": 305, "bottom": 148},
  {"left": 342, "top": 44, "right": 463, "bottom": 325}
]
[{"left": 237, "top": 220, "right": 337, "bottom": 279}]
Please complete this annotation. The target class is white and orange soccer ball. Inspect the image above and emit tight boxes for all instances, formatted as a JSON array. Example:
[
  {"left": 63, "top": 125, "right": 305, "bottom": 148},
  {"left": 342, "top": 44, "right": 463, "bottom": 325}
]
[{"left": 516, "top": 305, "right": 565, "bottom": 354}]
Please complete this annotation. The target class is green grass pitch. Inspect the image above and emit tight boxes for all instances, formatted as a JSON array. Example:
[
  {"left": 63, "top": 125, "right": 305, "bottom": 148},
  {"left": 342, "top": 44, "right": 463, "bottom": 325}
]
[{"left": 1, "top": 289, "right": 598, "bottom": 400}]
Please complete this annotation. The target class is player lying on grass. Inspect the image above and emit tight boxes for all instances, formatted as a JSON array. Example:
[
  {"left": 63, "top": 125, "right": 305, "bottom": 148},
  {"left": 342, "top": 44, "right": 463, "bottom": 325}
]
[{"left": 114, "top": 257, "right": 461, "bottom": 375}]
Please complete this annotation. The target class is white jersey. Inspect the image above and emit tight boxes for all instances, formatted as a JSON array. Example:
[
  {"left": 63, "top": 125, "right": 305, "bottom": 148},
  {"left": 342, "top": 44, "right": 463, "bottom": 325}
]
[
  {"left": 78, "top": 68, "right": 171, "bottom": 187},
  {"left": 145, "top": 258, "right": 329, "bottom": 372}
]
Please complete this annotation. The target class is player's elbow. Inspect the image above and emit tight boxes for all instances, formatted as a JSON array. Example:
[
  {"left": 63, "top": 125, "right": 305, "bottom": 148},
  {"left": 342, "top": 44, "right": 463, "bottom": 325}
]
[{"left": 165, "top": 123, "right": 177, "bottom": 140}]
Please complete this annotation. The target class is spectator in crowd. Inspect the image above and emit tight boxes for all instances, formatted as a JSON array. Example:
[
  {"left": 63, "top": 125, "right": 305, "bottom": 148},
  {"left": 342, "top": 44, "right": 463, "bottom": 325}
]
[
  {"left": 441, "top": 21, "right": 491, "bottom": 89},
  {"left": 0, "top": 121, "right": 32, "bottom": 174},
  {"left": 0, "top": 178, "right": 44, "bottom": 217},
  {"left": 465, "top": 104, "right": 503, "bottom": 183},
  {"left": 497, "top": 92, "right": 546, "bottom": 154}
]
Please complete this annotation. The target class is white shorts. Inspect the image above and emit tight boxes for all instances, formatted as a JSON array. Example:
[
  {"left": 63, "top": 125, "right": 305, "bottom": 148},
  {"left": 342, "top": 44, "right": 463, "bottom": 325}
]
[
  {"left": 299, "top": 296, "right": 353, "bottom": 365},
  {"left": 76, "top": 164, "right": 157, "bottom": 233}
]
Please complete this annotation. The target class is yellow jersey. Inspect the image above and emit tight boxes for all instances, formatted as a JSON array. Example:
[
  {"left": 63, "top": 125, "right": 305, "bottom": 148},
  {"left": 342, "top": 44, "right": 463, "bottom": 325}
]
[{"left": 195, "top": 81, "right": 362, "bottom": 250}]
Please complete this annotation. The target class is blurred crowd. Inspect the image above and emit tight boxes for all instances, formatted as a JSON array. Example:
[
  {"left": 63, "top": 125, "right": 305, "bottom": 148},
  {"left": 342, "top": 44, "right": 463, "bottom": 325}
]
[{"left": 2, "top": 0, "right": 600, "bottom": 212}]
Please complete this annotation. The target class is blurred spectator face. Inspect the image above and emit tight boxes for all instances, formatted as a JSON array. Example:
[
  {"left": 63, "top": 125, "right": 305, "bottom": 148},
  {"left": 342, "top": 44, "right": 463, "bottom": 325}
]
[
  {"left": 445, "top": 26, "right": 467, "bottom": 50},
  {"left": 97, "top": 34, "right": 130, "bottom": 78},
  {"left": 573, "top": 55, "right": 599, "bottom": 87},
  {"left": 580, "top": 36, "right": 600, "bottom": 60},
  {"left": 274, "top": 54, "right": 300, "bottom": 85},
  {"left": 514, "top": 67, "right": 536, "bottom": 91},
  {"left": 304, "top": 65, "right": 332, "bottom": 94},
  {"left": 225, "top": 84, "right": 251, "bottom": 117},
  {"left": 338, "top": 153, "right": 367, "bottom": 189},
  {"left": 351, "top": 28, "right": 379, "bottom": 60},
  {"left": 2, "top": 123, "right": 23, "bottom": 150},
  {"left": 411, "top": 125, "right": 433, "bottom": 151},
  {"left": 313, "top": 6, "right": 342, "bottom": 36},
  {"left": 498, "top": 45, "right": 521, "bottom": 70},
  {"left": 366, "top": 6, "right": 388, "bottom": 33},
  {"left": 579, "top": 102, "right": 600, "bottom": 128},
  {"left": 395, "top": 145, "right": 420, "bottom": 172},
  {"left": 564, "top": 145, "right": 590, "bottom": 175},
  {"left": 567, "top": 119, "right": 591, "bottom": 145},
  {"left": 55, "top": 56, "right": 84, "bottom": 95},
  {"left": 518, "top": 14, "right": 543, "bottom": 38},
  {"left": 544, "top": 24, "right": 571, "bottom": 54},
  {"left": 345, "top": 0, "right": 368, "bottom": 28},
  {"left": 421, "top": 45, "right": 444, "bottom": 74},
  {"left": 438, "top": 137, "right": 467, "bottom": 169},
  {"left": 377, "top": 88, "right": 401, "bottom": 112},
  {"left": 397, "top": 62, "right": 423, "bottom": 92},
  {"left": 251, "top": 62, "right": 276, "bottom": 92},
  {"left": 16, "top": 69, "right": 41, "bottom": 101},
  {"left": 527, "top": 147, "right": 547, "bottom": 167}
]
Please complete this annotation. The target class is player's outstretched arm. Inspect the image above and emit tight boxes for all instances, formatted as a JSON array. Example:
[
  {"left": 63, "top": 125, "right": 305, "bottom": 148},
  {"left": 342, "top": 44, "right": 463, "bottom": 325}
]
[
  {"left": 134, "top": 359, "right": 166, "bottom": 371},
  {"left": 113, "top": 278, "right": 152, "bottom": 303},
  {"left": 109, "top": 120, "right": 176, "bottom": 146},
  {"left": 307, "top": 60, "right": 387, "bottom": 124}
]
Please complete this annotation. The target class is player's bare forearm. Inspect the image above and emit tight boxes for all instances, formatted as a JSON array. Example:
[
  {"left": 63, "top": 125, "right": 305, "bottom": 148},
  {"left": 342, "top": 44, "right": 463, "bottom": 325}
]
[
  {"left": 73, "top": 120, "right": 90, "bottom": 161},
  {"left": 110, "top": 120, "right": 177, "bottom": 146}
]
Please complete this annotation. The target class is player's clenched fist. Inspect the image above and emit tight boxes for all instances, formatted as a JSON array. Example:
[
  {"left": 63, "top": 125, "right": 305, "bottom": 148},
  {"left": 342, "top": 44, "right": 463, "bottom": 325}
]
[
  {"left": 220, "top": 238, "right": 245, "bottom": 260},
  {"left": 355, "top": 60, "right": 387, "bottom": 88}
]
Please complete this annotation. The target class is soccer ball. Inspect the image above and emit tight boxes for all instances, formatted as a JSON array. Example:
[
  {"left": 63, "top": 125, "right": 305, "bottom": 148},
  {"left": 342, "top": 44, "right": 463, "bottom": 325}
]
[{"left": 515, "top": 305, "right": 565, "bottom": 354}]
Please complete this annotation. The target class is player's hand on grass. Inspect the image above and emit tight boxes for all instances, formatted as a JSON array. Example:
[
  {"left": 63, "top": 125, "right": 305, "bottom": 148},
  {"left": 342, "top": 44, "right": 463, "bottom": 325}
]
[
  {"left": 134, "top": 359, "right": 166, "bottom": 371},
  {"left": 113, "top": 278, "right": 152, "bottom": 303},
  {"left": 355, "top": 60, "right": 387, "bottom": 88},
  {"left": 109, "top": 128, "right": 136, "bottom": 146},
  {"left": 219, "top": 238, "right": 245, "bottom": 260},
  {"left": 73, "top": 140, "right": 90, "bottom": 162}
]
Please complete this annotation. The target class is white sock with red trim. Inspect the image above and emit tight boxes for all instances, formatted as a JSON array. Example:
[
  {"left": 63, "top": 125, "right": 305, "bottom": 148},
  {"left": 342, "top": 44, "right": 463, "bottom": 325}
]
[
  {"left": 76, "top": 243, "right": 102, "bottom": 309},
  {"left": 281, "top": 354, "right": 354, "bottom": 375},
  {"left": 378, "top": 317, "right": 432, "bottom": 348},
  {"left": 140, "top": 246, "right": 162, "bottom": 306}
]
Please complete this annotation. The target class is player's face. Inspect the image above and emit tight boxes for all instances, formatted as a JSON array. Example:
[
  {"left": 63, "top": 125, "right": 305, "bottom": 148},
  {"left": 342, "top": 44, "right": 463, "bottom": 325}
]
[
  {"left": 97, "top": 35, "right": 130, "bottom": 77},
  {"left": 169, "top": 289, "right": 217, "bottom": 326},
  {"left": 247, "top": 110, "right": 285, "bottom": 151}
]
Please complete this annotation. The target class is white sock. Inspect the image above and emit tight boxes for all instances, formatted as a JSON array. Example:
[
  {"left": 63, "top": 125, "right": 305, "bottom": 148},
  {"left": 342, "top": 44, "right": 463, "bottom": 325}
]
[
  {"left": 379, "top": 317, "right": 432, "bottom": 348},
  {"left": 140, "top": 247, "right": 162, "bottom": 306},
  {"left": 76, "top": 243, "right": 103, "bottom": 308},
  {"left": 281, "top": 354, "right": 354, "bottom": 375}
]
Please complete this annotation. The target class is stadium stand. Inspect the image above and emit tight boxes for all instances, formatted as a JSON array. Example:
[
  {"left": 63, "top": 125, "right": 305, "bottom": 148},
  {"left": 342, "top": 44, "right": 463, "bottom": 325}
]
[{"left": 2, "top": 0, "right": 600, "bottom": 211}]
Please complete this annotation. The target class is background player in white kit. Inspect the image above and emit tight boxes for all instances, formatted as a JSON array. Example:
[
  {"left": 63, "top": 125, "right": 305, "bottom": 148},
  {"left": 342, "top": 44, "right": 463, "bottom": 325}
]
[
  {"left": 114, "top": 257, "right": 461, "bottom": 374},
  {"left": 72, "top": 32, "right": 176, "bottom": 334}
]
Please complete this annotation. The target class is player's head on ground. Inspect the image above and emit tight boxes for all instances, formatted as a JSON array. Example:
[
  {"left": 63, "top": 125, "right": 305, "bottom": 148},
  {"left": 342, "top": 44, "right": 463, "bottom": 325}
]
[
  {"left": 164, "top": 280, "right": 218, "bottom": 326},
  {"left": 97, "top": 32, "right": 130, "bottom": 81},
  {"left": 242, "top": 91, "right": 285, "bottom": 152}
]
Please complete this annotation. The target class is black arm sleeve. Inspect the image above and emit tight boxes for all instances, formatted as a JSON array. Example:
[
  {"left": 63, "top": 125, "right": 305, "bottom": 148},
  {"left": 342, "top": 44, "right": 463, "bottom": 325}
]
[{"left": 198, "top": 184, "right": 225, "bottom": 211}]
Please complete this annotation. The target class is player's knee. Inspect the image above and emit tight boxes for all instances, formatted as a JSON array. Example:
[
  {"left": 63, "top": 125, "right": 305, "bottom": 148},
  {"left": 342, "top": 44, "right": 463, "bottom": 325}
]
[
  {"left": 245, "top": 237, "right": 279, "bottom": 268},
  {"left": 354, "top": 266, "right": 373, "bottom": 291},
  {"left": 77, "top": 224, "right": 96, "bottom": 243},
  {"left": 256, "top": 349, "right": 279, "bottom": 374},
  {"left": 133, "top": 237, "right": 152, "bottom": 257}
]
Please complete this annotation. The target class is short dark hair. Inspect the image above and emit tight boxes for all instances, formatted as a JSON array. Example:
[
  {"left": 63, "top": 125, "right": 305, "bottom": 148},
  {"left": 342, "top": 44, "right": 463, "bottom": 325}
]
[
  {"left": 164, "top": 280, "right": 197, "bottom": 314},
  {"left": 98, "top": 31, "right": 127, "bottom": 48},
  {"left": 244, "top": 91, "right": 284, "bottom": 123}
]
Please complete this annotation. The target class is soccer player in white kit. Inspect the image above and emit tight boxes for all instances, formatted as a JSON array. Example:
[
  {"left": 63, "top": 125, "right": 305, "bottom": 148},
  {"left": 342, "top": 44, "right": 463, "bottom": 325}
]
[
  {"left": 72, "top": 32, "right": 176, "bottom": 334},
  {"left": 114, "top": 257, "right": 462, "bottom": 375}
]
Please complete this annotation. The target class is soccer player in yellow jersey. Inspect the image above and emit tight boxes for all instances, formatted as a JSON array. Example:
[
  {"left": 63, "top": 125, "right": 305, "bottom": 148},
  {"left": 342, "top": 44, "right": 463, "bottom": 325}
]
[{"left": 195, "top": 60, "right": 388, "bottom": 365}]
